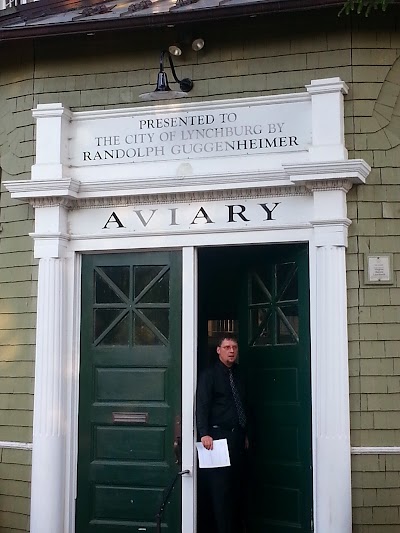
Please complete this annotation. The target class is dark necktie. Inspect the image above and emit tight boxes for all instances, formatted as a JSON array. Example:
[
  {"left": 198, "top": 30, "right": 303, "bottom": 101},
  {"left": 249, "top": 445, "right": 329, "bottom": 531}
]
[{"left": 228, "top": 368, "right": 246, "bottom": 428}]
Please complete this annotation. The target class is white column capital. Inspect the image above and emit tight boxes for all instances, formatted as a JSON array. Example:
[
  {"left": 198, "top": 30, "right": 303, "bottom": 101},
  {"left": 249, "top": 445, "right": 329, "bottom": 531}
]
[
  {"left": 312, "top": 221, "right": 350, "bottom": 248},
  {"left": 313, "top": 185, "right": 348, "bottom": 220},
  {"left": 32, "top": 234, "right": 70, "bottom": 259},
  {"left": 305, "top": 179, "right": 353, "bottom": 194},
  {"left": 309, "top": 184, "right": 351, "bottom": 248},
  {"left": 306, "top": 77, "right": 349, "bottom": 96},
  {"left": 31, "top": 204, "right": 70, "bottom": 259},
  {"left": 32, "top": 102, "right": 72, "bottom": 119}
]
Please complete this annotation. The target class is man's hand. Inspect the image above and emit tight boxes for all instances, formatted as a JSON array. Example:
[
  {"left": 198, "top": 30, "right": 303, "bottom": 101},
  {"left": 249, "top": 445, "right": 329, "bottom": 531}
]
[{"left": 201, "top": 435, "right": 213, "bottom": 450}]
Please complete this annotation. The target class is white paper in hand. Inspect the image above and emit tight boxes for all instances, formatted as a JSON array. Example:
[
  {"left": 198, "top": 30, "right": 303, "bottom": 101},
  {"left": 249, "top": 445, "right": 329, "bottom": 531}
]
[{"left": 196, "top": 438, "right": 231, "bottom": 468}]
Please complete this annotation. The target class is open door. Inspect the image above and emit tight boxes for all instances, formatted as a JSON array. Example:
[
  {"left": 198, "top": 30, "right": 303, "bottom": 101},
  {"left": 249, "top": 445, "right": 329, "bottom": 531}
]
[
  {"left": 198, "top": 244, "right": 312, "bottom": 533},
  {"left": 239, "top": 244, "right": 312, "bottom": 533},
  {"left": 76, "top": 251, "right": 182, "bottom": 533}
]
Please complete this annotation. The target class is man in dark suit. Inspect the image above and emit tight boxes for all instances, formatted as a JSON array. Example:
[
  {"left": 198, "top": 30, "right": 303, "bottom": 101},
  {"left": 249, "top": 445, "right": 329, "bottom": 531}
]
[{"left": 196, "top": 335, "right": 248, "bottom": 533}]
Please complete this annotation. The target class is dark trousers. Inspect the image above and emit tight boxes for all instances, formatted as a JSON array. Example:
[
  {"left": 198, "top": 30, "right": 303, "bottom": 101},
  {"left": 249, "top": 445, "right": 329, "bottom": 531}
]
[{"left": 200, "top": 427, "right": 247, "bottom": 533}]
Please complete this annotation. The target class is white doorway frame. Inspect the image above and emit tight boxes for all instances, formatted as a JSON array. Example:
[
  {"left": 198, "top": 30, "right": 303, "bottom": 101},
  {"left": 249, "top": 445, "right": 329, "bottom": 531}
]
[{"left": 57, "top": 214, "right": 348, "bottom": 533}]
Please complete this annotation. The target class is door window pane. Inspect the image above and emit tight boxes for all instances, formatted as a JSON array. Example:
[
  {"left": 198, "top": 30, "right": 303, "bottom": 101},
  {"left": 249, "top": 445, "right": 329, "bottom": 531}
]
[
  {"left": 95, "top": 272, "right": 125, "bottom": 304},
  {"left": 277, "top": 308, "right": 299, "bottom": 345},
  {"left": 100, "top": 266, "right": 130, "bottom": 297},
  {"left": 276, "top": 262, "right": 298, "bottom": 302},
  {"left": 134, "top": 266, "right": 164, "bottom": 298},
  {"left": 94, "top": 309, "right": 127, "bottom": 342},
  {"left": 134, "top": 315, "right": 163, "bottom": 346},
  {"left": 99, "top": 314, "right": 130, "bottom": 346},
  {"left": 251, "top": 272, "right": 272, "bottom": 305},
  {"left": 141, "top": 308, "right": 169, "bottom": 340},
  {"left": 250, "top": 307, "right": 273, "bottom": 346},
  {"left": 140, "top": 271, "right": 170, "bottom": 304},
  {"left": 248, "top": 261, "right": 300, "bottom": 346}
]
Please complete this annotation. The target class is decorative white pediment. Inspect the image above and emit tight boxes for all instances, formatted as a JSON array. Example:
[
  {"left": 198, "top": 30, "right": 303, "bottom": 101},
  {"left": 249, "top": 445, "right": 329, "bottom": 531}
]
[{"left": 5, "top": 77, "right": 370, "bottom": 204}]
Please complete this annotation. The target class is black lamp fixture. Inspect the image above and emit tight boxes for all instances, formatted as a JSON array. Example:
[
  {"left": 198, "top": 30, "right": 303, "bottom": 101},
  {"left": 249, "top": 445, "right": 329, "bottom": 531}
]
[{"left": 139, "top": 50, "right": 194, "bottom": 101}]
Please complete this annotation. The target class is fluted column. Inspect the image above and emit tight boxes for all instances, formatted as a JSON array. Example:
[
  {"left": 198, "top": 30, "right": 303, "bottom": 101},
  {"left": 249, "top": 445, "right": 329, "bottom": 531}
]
[
  {"left": 314, "top": 239, "right": 351, "bottom": 533},
  {"left": 30, "top": 205, "right": 69, "bottom": 533},
  {"left": 311, "top": 182, "right": 353, "bottom": 533},
  {"left": 30, "top": 256, "right": 67, "bottom": 533}
]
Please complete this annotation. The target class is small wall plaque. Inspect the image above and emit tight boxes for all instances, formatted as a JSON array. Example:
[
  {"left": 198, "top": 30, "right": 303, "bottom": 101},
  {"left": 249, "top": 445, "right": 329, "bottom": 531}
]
[{"left": 364, "top": 254, "right": 393, "bottom": 285}]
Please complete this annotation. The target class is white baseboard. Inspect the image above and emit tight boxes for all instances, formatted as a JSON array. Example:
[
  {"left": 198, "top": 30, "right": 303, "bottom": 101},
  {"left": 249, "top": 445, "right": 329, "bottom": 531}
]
[
  {"left": 351, "top": 446, "right": 400, "bottom": 455},
  {"left": 0, "top": 440, "right": 33, "bottom": 450}
]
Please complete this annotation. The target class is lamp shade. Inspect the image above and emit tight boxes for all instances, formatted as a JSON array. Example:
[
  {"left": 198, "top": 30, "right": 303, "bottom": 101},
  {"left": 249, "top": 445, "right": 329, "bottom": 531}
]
[
  {"left": 154, "top": 71, "right": 171, "bottom": 92},
  {"left": 168, "top": 44, "right": 183, "bottom": 56},
  {"left": 191, "top": 38, "right": 205, "bottom": 52}
]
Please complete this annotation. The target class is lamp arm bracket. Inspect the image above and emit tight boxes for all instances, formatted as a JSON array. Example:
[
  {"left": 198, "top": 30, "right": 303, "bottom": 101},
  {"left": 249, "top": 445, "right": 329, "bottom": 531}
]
[{"left": 160, "top": 50, "right": 193, "bottom": 93}]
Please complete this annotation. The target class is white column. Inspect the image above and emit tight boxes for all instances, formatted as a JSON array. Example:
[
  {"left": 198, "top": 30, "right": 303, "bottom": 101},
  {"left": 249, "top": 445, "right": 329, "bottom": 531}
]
[
  {"left": 30, "top": 206, "right": 69, "bottom": 533},
  {"left": 30, "top": 256, "right": 68, "bottom": 533},
  {"left": 311, "top": 184, "right": 352, "bottom": 533}
]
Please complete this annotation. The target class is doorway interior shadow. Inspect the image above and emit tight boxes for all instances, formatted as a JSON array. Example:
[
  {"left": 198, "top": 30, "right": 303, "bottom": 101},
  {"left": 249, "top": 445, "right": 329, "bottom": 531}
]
[{"left": 196, "top": 243, "right": 313, "bottom": 533}]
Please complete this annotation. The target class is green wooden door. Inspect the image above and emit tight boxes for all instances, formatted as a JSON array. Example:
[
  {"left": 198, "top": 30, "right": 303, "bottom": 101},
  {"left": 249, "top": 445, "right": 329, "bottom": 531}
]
[
  {"left": 76, "top": 251, "right": 182, "bottom": 533},
  {"left": 239, "top": 244, "right": 313, "bottom": 533}
]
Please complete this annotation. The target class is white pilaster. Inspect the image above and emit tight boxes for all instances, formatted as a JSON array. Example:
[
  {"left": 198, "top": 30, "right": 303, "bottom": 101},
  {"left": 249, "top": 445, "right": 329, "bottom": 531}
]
[
  {"left": 30, "top": 206, "right": 69, "bottom": 533},
  {"left": 31, "top": 103, "right": 72, "bottom": 181},
  {"left": 311, "top": 185, "right": 352, "bottom": 533},
  {"left": 306, "top": 78, "right": 348, "bottom": 162}
]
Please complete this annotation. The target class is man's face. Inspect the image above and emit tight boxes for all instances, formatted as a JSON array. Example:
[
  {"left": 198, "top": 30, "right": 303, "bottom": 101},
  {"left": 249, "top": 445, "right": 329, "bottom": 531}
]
[{"left": 217, "top": 338, "right": 239, "bottom": 367}]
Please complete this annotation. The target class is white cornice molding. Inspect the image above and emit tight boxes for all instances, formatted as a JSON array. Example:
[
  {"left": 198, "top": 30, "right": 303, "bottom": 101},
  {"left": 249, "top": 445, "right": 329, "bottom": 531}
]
[
  {"left": 312, "top": 218, "right": 352, "bottom": 227},
  {"left": 4, "top": 178, "right": 80, "bottom": 200},
  {"left": 76, "top": 171, "right": 290, "bottom": 197},
  {"left": 285, "top": 159, "right": 371, "bottom": 184},
  {"left": 3, "top": 159, "right": 369, "bottom": 204},
  {"left": 29, "top": 185, "right": 311, "bottom": 209}
]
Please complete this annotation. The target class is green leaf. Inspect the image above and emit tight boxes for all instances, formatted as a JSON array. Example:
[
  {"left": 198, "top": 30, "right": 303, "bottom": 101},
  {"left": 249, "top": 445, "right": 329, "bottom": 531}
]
[{"left": 339, "top": 0, "right": 391, "bottom": 16}]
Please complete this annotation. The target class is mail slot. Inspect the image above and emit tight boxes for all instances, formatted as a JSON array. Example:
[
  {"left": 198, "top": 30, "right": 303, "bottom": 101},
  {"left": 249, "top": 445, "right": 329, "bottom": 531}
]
[{"left": 112, "top": 412, "right": 149, "bottom": 424}]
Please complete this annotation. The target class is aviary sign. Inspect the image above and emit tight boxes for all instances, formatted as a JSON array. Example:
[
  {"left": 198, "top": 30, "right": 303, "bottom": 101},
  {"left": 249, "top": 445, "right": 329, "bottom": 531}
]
[
  {"left": 68, "top": 196, "right": 313, "bottom": 236},
  {"left": 102, "top": 201, "right": 280, "bottom": 229},
  {"left": 69, "top": 99, "right": 311, "bottom": 167}
]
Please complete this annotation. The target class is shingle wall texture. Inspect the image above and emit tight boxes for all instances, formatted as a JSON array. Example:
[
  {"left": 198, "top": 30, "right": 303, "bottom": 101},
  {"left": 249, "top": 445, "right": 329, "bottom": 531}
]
[
  {"left": 0, "top": 447, "right": 31, "bottom": 532},
  {"left": 0, "top": 8, "right": 399, "bottom": 532}
]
